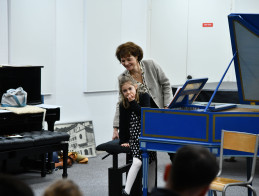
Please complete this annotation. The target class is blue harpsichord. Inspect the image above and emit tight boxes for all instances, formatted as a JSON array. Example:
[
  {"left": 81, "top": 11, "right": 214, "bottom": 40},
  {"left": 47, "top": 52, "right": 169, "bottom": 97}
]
[{"left": 140, "top": 13, "right": 259, "bottom": 196}]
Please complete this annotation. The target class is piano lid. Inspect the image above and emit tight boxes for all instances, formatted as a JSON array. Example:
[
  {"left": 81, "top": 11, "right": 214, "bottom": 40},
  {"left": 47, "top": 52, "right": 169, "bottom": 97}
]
[{"left": 228, "top": 13, "right": 259, "bottom": 105}]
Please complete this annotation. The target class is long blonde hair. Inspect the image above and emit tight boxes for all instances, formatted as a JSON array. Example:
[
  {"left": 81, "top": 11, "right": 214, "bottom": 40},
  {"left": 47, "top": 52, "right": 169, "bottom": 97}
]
[{"left": 119, "top": 76, "right": 139, "bottom": 109}]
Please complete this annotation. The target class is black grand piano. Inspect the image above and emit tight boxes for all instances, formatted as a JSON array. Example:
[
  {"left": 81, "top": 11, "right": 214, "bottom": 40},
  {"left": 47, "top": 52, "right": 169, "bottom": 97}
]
[
  {"left": 0, "top": 66, "right": 60, "bottom": 132},
  {"left": 0, "top": 65, "right": 62, "bottom": 174},
  {"left": 140, "top": 13, "right": 259, "bottom": 196}
]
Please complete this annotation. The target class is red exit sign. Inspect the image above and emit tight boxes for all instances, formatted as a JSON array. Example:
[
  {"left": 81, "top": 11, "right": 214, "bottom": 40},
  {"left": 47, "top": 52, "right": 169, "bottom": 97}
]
[{"left": 203, "top": 23, "right": 213, "bottom": 27}]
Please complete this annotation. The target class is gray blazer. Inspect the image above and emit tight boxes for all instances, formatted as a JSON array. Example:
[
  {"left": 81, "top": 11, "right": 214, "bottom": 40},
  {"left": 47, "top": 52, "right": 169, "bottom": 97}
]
[{"left": 113, "top": 59, "right": 173, "bottom": 127}]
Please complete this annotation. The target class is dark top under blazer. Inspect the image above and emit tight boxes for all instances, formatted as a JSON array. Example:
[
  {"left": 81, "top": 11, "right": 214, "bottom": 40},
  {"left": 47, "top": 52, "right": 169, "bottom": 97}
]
[{"left": 119, "top": 93, "right": 150, "bottom": 144}]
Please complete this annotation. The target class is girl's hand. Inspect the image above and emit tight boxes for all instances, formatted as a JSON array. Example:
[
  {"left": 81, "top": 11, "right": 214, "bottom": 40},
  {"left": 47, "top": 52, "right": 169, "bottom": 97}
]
[
  {"left": 127, "top": 93, "right": 135, "bottom": 102},
  {"left": 121, "top": 143, "right": 130, "bottom": 147}
]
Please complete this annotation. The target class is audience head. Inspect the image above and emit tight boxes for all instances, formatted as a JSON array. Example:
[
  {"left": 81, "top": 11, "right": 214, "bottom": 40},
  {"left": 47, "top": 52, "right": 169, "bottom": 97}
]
[
  {"left": 116, "top": 41, "right": 143, "bottom": 62},
  {"left": 43, "top": 179, "right": 83, "bottom": 196},
  {"left": 168, "top": 145, "right": 218, "bottom": 196},
  {"left": 0, "top": 174, "right": 34, "bottom": 196}
]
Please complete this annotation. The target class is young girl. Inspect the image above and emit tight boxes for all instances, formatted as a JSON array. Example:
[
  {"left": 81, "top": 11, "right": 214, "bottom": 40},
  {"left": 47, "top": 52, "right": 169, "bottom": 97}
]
[{"left": 119, "top": 76, "right": 156, "bottom": 195}]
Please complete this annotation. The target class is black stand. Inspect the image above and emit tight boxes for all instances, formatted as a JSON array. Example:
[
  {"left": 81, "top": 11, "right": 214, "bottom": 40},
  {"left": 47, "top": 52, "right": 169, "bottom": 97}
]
[{"left": 97, "top": 140, "right": 142, "bottom": 196}]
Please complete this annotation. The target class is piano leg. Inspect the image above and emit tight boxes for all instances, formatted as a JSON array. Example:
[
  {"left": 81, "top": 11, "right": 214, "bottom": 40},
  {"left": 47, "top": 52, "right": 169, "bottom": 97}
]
[
  {"left": 62, "top": 143, "right": 68, "bottom": 178},
  {"left": 40, "top": 153, "right": 46, "bottom": 177},
  {"left": 46, "top": 120, "right": 56, "bottom": 131},
  {"left": 142, "top": 150, "right": 149, "bottom": 196}
]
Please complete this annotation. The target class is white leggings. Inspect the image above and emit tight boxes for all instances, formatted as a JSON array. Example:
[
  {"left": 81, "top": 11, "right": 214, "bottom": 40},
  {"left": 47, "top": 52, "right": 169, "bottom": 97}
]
[{"left": 125, "top": 157, "right": 156, "bottom": 194}]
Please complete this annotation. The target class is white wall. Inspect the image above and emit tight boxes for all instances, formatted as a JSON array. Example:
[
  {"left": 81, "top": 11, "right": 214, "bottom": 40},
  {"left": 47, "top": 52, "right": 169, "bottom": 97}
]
[
  {"left": 187, "top": 0, "right": 234, "bottom": 82},
  {"left": 53, "top": 0, "right": 118, "bottom": 145},
  {"left": 149, "top": 0, "right": 235, "bottom": 85},
  {"left": 85, "top": 0, "right": 148, "bottom": 92},
  {"left": 148, "top": 0, "right": 259, "bottom": 85},
  {"left": 3, "top": 0, "right": 259, "bottom": 145},
  {"left": 6, "top": 0, "right": 149, "bottom": 145},
  {"left": 85, "top": 0, "right": 122, "bottom": 92},
  {"left": 9, "top": 0, "right": 56, "bottom": 93},
  {"left": 148, "top": 0, "right": 189, "bottom": 85},
  {"left": 121, "top": 0, "right": 148, "bottom": 54},
  {"left": 0, "top": 0, "right": 8, "bottom": 63}
]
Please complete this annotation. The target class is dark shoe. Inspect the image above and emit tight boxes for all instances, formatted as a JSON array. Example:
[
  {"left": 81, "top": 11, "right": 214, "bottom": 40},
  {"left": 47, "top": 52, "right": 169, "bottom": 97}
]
[
  {"left": 224, "top": 157, "right": 237, "bottom": 162},
  {"left": 122, "top": 189, "right": 129, "bottom": 196}
]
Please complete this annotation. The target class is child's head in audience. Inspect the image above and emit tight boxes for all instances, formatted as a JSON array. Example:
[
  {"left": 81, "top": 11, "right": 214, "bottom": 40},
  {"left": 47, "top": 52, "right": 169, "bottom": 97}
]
[
  {"left": 43, "top": 179, "right": 83, "bottom": 196},
  {"left": 0, "top": 174, "right": 34, "bottom": 196},
  {"left": 164, "top": 145, "right": 218, "bottom": 196}
]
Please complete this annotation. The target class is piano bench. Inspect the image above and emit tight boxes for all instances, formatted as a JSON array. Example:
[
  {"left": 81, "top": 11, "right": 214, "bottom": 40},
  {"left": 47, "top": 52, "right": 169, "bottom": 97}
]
[
  {"left": 0, "top": 130, "right": 70, "bottom": 178},
  {"left": 96, "top": 139, "right": 142, "bottom": 196}
]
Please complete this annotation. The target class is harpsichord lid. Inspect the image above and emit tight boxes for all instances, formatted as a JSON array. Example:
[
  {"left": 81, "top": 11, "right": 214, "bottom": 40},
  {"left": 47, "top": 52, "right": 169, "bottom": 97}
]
[{"left": 228, "top": 13, "right": 259, "bottom": 105}]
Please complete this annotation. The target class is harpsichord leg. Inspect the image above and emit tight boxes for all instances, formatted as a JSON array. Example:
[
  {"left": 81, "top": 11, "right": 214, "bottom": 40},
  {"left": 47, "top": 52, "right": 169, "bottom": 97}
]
[{"left": 142, "top": 150, "right": 149, "bottom": 196}]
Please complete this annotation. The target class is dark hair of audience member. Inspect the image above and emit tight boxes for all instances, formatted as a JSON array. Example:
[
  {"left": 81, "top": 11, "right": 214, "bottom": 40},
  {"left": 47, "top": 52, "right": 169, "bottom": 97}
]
[
  {"left": 0, "top": 174, "right": 34, "bottom": 196},
  {"left": 170, "top": 145, "right": 219, "bottom": 192}
]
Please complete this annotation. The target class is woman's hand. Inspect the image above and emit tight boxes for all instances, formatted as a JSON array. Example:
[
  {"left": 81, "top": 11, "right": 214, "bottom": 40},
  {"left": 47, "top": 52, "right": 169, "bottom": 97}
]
[
  {"left": 112, "top": 128, "right": 119, "bottom": 140},
  {"left": 121, "top": 143, "right": 130, "bottom": 147}
]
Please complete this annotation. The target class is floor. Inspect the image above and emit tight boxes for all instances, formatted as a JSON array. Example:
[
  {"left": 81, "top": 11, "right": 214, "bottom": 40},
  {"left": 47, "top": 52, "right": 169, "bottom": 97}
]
[{"left": 14, "top": 151, "right": 259, "bottom": 196}]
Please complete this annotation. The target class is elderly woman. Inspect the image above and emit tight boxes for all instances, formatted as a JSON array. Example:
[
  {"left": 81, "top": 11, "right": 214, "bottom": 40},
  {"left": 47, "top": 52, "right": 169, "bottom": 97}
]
[{"left": 112, "top": 41, "right": 173, "bottom": 140}]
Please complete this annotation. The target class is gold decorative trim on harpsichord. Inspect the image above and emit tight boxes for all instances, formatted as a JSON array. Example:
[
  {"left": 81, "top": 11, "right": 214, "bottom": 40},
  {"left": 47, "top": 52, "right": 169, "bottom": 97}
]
[{"left": 142, "top": 109, "right": 209, "bottom": 142}]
